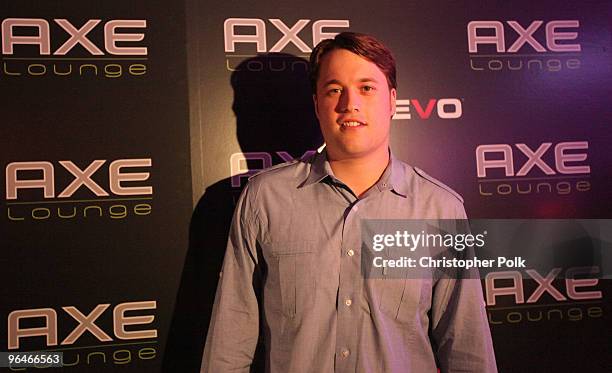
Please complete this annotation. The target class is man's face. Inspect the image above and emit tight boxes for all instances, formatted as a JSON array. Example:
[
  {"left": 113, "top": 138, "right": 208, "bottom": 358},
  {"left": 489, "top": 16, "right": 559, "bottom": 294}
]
[{"left": 313, "top": 48, "right": 396, "bottom": 160}]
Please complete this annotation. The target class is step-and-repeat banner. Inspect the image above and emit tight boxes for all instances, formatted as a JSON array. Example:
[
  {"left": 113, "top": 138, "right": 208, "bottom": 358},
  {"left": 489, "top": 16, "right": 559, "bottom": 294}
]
[
  {"left": 0, "top": 1, "right": 192, "bottom": 372},
  {"left": 2, "top": 0, "right": 611, "bottom": 372}
]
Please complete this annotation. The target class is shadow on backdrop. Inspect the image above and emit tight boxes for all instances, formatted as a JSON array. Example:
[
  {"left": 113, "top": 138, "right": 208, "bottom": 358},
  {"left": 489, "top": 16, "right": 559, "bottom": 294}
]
[{"left": 163, "top": 54, "right": 322, "bottom": 372}]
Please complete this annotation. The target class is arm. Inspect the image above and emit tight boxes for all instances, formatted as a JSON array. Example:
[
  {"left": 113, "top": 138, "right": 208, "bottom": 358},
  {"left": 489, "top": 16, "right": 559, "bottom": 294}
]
[
  {"left": 201, "top": 183, "right": 261, "bottom": 372},
  {"left": 430, "top": 203, "right": 498, "bottom": 373}
]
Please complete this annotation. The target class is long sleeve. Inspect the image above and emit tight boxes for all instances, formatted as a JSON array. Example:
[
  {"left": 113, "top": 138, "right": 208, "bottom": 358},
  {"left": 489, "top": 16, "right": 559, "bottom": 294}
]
[
  {"left": 201, "top": 183, "right": 261, "bottom": 372},
  {"left": 430, "top": 202, "right": 498, "bottom": 373}
]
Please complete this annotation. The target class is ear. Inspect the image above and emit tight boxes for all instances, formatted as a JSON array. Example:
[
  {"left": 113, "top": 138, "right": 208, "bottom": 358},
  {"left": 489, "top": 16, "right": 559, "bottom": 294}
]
[
  {"left": 312, "top": 93, "right": 320, "bottom": 119},
  {"left": 389, "top": 88, "right": 397, "bottom": 117}
]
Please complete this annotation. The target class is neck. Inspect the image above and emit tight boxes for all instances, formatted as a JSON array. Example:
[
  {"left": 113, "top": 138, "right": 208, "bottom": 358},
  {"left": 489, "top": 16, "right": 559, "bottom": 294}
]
[{"left": 328, "top": 146, "right": 390, "bottom": 198}]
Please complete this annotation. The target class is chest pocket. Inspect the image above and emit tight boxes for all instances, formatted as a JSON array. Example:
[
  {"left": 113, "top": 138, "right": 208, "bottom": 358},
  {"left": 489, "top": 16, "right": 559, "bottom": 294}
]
[
  {"left": 271, "top": 241, "right": 317, "bottom": 319},
  {"left": 379, "top": 277, "right": 431, "bottom": 325}
]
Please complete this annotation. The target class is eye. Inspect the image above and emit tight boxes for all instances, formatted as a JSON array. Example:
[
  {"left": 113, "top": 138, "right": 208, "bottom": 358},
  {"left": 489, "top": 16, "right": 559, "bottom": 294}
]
[
  {"left": 361, "top": 85, "right": 376, "bottom": 93},
  {"left": 327, "top": 87, "right": 342, "bottom": 95}
]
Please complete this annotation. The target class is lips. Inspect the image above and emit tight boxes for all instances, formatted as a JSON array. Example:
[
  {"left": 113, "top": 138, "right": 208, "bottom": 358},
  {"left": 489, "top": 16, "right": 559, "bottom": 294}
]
[{"left": 338, "top": 119, "right": 366, "bottom": 127}]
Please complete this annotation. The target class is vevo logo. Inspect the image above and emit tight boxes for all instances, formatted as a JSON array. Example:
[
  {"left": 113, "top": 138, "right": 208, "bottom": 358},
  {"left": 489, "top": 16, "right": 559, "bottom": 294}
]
[
  {"left": 1, "top": 18, "right": 147, "bottom": 55},
  {"left": 467, "top": 20, "right": 580, "bottom": 54},
  {"left": 224, "top": 18, "right": 349, "bottom": 53},
  {"left": 393, "top": 98, "right": 462, "bottom": 120}
]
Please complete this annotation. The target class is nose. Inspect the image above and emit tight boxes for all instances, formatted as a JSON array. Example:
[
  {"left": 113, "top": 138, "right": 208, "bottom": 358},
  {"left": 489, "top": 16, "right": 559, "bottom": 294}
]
[{"left": 337, "top": 88, "right": 360, "bottom": 113}]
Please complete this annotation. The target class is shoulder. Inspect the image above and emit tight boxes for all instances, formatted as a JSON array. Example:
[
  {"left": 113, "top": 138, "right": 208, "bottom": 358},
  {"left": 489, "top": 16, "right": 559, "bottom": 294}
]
[
  {"left": 404, "top": 165, "right": 466, "bottom": 219},
  {"left": 247, "top": 159, "right": 307, "bottom": 185},
  {"left": 410, "top": 166, "right": 464, "bottom": 204},
  {"left": 243, "top": 158, "right": 310, "bottom": 199},
  {"left": 234, "top": 160, "right": 307, "bottom": 217},
  {"left": 248, "top": 159, "right": 302, "bottom": 181}
]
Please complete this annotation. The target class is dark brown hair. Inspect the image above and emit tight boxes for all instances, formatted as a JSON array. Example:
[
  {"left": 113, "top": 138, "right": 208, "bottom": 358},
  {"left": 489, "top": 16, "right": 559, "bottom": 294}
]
[{"left": 309, "top": 32, "right": 397, "bottom": 92}]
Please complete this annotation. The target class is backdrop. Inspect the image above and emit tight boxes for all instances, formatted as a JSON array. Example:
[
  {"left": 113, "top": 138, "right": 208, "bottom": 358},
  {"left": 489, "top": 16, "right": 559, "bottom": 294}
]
[{"left": 2, "top": 0, "right": 611, "bottom": 372}]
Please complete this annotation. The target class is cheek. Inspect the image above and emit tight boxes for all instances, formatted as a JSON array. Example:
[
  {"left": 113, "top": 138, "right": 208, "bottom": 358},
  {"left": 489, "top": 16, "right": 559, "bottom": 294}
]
[
  {"left": 316, "top": 108, "right": 335, "bottom": 129},
  {"left": 318, "top": 96, "right": 334, "bottom": 109},
  {"left": 373, "top": 97, "right": 393, "bottom": 116},
  {"left": 318, "top": 101, "right": 339, "bottom": 119}
]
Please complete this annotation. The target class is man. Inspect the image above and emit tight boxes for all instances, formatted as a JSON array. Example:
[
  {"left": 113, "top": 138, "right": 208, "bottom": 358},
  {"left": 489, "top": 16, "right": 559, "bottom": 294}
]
[{"left": 202, "top": 32, "right": 497, "bottom": 372}]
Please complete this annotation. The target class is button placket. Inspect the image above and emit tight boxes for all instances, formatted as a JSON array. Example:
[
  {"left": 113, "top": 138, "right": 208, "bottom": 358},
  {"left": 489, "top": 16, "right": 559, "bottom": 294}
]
[{"left": 335, "top": 197, "right": 360, "bottom": 371}]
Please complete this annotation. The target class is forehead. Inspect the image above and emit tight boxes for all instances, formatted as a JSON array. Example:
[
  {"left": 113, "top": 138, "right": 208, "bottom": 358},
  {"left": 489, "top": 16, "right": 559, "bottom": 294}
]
[{"left": 317, "top": 48, "right": 386, "bottom": 85}]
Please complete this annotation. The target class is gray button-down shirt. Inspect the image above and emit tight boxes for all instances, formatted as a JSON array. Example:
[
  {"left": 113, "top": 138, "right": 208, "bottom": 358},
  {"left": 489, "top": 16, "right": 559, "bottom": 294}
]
[{"left": 201, "top": 150, "right": 497, "bottom": 373}]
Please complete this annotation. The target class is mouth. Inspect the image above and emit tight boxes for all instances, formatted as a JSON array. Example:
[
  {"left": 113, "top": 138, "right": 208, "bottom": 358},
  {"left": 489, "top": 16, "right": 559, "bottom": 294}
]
[{"left": 338, "top": 119, "right": 366, "bottom": 128}]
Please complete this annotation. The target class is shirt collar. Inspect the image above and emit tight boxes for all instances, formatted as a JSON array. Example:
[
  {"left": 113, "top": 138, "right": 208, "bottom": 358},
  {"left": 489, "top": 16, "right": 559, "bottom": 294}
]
[
  {"left": 299, "top": 148, "right": 411, "bottom": 198},
  {"left": 299, "top": 147, "right": 335, "bottom": 187},
  {"left": 374, "top": 150, "right": 410, "bottom": 198}
]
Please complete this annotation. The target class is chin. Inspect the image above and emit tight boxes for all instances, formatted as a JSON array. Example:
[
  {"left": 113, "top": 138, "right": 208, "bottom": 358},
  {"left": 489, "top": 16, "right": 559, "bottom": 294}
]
[{"left": 337, "top": 144, "right": 375, "bottom": 158}]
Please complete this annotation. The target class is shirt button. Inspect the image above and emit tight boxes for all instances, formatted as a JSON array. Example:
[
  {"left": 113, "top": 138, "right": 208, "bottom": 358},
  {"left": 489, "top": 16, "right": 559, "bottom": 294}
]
[
  {"left": 344, "top": 298, "right": 352, "bottom": 307},
  {"left": 341, "top": 349, "right": 350, "bottom": 358},
  {"left": 347, "top": 249, "right": 355, "bottom": 257},
  {"left": 381, "top": 183, "right": 387, "bottom": 187}
]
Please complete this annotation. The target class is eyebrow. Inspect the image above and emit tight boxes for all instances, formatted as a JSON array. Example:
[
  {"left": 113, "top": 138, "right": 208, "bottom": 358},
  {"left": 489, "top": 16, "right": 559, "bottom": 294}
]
[
  {"left": 322, "top": 79, "right": 342, "bottom": 87},
  {"left": 358, "top": 78, "right": 381, "bottom": 84},
  {"left": 322, "top": 77, "right": 382, "bottom": 86}
]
